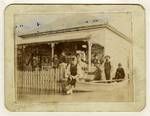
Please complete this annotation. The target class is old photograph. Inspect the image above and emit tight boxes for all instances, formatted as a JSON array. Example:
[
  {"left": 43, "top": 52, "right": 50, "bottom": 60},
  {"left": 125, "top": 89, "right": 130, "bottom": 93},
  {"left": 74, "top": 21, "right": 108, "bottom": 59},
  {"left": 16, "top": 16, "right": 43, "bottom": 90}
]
[
  {"left": 4, "top": 4, "right": 145, "bottom": 111},
  {"left": 15, "top": 13, "right": 133, "bottom": 102}
]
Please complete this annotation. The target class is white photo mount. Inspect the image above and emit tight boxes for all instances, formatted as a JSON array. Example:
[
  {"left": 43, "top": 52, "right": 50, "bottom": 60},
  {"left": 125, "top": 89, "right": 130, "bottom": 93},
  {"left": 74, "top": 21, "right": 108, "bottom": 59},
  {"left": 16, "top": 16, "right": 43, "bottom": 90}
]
[{"left": 4, "top": 4, "right": 146, "bottom": 112}]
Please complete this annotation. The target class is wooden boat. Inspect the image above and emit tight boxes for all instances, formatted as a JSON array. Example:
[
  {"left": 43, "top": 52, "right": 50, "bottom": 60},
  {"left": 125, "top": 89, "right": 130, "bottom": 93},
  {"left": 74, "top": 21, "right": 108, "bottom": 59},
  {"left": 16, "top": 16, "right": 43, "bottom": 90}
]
[{"left": 74, "top": 79, "right": 129, "bottom": 92}]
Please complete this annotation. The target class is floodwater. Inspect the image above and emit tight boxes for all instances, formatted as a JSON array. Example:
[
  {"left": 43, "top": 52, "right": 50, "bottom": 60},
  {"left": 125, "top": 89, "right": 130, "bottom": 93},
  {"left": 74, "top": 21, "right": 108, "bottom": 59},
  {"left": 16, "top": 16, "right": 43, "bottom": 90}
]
[{"left": 18, "top": 79, "right": 133, "bottom": 103}]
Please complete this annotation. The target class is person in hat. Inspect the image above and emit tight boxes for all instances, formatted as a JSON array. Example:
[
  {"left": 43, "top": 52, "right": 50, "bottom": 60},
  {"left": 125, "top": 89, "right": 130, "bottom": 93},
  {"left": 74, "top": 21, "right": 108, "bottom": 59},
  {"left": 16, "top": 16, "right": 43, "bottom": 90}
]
[
  {"left": 53, "top": 54, "right": 59, "bottom": 68},
  {"left": 59, "top": 51, "right": 66, "bottom": 64},
  {"left": 76, "top": 53, "right": 87, "bottom": 72},
  {"left": 114, "top": 63, "right": 125, "bottom": 82},
  {"left": 59, "top": 55, "right": 68, "bottom": 94},
  {"left": 92, "top": 54, "right": 102, "bottom": 80},
  {"left": 104, "top": 56, "right": 111, "bottom": 81}
]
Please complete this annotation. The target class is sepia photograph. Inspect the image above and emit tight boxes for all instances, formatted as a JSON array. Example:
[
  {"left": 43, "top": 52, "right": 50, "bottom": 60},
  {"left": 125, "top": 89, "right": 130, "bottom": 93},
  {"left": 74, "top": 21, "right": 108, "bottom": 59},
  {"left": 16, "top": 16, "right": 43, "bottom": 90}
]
[
  {"left": 15, "top": 12, "right": 133, "bottom": 102},
  {"left": 4, "top": 4, "right": 145, "bottom": 111}
]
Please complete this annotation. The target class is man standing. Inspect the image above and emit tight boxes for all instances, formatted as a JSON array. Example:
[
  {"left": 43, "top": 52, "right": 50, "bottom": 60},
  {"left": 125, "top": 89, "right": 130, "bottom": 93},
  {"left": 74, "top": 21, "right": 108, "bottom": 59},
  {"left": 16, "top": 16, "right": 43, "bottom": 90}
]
[
  {"left": 53, "top": 54, "right": 59, "bottom": 68},
  {"left": 104, "top": 56, "right": 111, "bottom": 81},
  {"left": 76, "top": 53, "right": 87, "bottom": 72},
  {"left": 59, "top": 51, "right": 66, "bottom": 64}
]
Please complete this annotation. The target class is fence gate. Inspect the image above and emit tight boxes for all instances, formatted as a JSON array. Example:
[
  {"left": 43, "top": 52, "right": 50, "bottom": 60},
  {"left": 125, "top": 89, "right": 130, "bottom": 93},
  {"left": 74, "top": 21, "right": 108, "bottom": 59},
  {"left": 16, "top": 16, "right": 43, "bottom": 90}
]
[{"left": 17, "top": 68, "right": 64, "bottom": 99}]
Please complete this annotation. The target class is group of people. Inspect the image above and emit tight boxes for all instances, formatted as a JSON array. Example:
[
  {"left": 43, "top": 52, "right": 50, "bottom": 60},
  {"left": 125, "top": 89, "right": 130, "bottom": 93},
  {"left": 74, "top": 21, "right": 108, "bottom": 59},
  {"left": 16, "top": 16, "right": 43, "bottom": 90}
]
[
  {"left": 53, "top": 52, "right": 126, "bottom": 95},
  {"left": 93, "top": 55, "right": 126, "bottom": 82}
]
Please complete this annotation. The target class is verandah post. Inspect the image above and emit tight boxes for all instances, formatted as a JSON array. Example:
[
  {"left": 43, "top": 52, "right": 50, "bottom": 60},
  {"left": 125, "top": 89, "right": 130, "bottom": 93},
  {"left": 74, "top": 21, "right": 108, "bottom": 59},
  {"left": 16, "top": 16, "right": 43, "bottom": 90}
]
[
  {"left": 51, "top": 43, "right": 55, "bottom": 67},
  {"left": 88, "top": 41, "right": 92, "bottom": 72}
]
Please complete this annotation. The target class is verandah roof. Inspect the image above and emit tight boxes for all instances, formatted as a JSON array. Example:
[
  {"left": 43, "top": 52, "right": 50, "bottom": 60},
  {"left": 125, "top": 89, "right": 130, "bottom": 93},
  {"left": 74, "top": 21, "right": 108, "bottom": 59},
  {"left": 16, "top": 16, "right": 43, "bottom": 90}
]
[{"left": 18, "top": 23, "right": 132, "bottom": 44}]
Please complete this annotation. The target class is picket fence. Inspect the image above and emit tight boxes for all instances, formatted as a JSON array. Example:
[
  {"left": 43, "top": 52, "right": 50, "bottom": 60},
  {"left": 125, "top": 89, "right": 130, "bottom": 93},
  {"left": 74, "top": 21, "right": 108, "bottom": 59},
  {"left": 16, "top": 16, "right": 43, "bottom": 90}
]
[{"left": 17, "top": 68, "right": 65, "bottom": 98}]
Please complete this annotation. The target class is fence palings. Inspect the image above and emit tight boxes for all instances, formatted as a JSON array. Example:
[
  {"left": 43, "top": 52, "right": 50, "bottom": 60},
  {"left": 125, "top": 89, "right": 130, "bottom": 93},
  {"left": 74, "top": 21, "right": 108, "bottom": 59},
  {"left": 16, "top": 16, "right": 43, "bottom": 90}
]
[{"left": 17, "top": 68, "right": 63, "bottom": 98}]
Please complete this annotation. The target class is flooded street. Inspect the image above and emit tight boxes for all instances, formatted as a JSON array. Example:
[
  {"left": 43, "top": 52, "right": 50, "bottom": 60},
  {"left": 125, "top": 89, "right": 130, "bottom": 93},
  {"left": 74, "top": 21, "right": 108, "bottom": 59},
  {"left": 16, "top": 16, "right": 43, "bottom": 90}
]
[{"left": 19, "top": 80, "right": 132, "bottom": 103}]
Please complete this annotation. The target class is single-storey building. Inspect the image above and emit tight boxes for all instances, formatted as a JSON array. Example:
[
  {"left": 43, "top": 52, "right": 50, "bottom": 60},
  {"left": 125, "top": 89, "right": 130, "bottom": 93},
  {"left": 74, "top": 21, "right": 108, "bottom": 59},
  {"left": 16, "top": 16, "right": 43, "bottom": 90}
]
[{"left": 15, "top": 17, "right": 132, "bottom": 80}]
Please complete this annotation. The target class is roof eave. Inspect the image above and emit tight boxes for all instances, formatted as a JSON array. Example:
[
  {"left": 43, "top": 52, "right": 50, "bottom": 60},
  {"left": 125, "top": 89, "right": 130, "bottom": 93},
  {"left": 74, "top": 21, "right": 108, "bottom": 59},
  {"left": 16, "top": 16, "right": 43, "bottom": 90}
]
[
  {"left": 18, "top": 24, "right": 106, "bottom": 38},
  {"left": 18, "top": 23, "right": 132, "bottom": 44}
]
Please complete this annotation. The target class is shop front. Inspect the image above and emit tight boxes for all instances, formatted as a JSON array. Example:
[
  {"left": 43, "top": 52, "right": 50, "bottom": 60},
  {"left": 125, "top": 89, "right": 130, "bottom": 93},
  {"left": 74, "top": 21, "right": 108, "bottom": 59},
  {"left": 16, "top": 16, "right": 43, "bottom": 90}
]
[{"left": 15, "top": 23, "right": 131, "bottom": 99}]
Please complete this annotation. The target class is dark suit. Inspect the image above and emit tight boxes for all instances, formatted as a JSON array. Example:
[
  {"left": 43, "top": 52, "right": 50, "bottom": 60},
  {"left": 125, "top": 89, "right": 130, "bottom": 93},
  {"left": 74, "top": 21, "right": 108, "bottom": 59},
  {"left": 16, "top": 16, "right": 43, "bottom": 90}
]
[
  {"left": 115, "top": 68, "right": 125, "bottom": 79},
  {"left": 104, "top": 61, "right": 111, "bottom": 80}
]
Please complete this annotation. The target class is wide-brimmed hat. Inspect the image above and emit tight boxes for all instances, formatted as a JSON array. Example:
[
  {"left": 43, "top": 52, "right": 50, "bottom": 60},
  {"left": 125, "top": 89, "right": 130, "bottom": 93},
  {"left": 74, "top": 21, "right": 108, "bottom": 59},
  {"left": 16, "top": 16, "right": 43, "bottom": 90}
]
[
  {"left": 118, "top": 63, "right": 122, "bottom": 66},
  {"left": 104, "top": 55, "right": 110, "bottom": 59}
]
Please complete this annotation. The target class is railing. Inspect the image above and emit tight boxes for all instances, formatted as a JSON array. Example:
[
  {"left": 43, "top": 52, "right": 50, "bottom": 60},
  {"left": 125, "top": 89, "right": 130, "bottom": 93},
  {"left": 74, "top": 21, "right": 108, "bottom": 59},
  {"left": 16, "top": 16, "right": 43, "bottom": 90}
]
[{"left": 17, "top": 68, "right": 64, "bottom": 98}]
